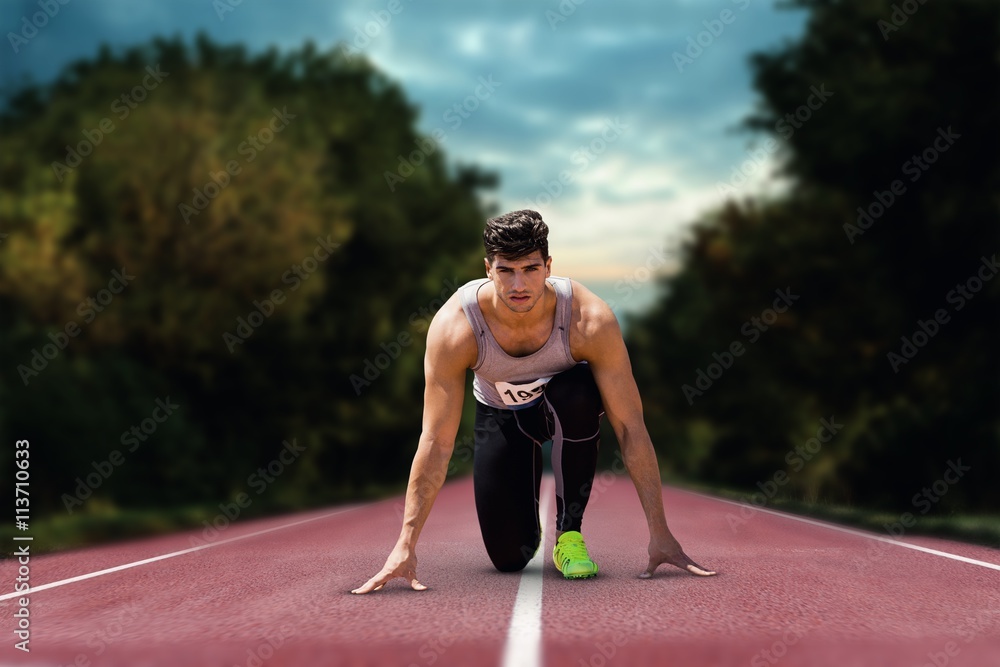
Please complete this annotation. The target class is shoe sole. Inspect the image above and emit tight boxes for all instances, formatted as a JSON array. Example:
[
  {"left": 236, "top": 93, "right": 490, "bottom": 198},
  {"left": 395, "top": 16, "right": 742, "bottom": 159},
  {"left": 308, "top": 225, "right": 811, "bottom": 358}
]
[{"left": 555, "top": 563, "right": 599, "bottom": 579}]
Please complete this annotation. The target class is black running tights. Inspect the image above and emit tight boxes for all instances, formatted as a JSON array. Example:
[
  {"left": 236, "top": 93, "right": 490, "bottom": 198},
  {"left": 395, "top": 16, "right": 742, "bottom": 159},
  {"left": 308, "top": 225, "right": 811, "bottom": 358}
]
[{"left": 472, "top": 363, "right": 605, "bottom": 572}]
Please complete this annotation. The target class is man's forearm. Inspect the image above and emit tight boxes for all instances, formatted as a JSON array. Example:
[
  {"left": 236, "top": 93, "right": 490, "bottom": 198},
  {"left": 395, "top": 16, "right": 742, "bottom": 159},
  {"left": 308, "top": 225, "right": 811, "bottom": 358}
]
[
  {"left": 397, "top": 437, "right": 453, "bottom": 547},
  {"left": 618, "top": 424, "right": 671, "bottom": 539}
]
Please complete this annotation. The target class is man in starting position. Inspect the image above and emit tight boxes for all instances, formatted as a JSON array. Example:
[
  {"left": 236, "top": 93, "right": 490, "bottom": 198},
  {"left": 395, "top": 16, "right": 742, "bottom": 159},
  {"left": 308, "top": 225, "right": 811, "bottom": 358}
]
[{"left": 352, "top": 210, "right": 715, "bottom": 593}]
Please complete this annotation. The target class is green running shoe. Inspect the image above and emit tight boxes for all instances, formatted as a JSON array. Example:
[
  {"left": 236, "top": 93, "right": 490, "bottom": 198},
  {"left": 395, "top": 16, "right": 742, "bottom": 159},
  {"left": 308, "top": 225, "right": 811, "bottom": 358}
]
[{"left": 553, "top": 531, "right": 599, "bottom": 579}]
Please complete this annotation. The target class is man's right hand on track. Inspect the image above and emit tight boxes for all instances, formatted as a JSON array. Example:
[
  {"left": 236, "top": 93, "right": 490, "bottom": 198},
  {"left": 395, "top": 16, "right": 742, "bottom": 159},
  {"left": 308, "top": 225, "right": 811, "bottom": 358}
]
[{"left": 350, "top": 542, "right": 428, "bottom": 594}]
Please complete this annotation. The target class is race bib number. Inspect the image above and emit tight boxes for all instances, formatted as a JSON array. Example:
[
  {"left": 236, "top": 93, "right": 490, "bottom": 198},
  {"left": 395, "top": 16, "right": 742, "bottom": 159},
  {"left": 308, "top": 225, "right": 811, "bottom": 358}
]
[{"left": 495, "top": 377, "right": 552, "bottom": 407}]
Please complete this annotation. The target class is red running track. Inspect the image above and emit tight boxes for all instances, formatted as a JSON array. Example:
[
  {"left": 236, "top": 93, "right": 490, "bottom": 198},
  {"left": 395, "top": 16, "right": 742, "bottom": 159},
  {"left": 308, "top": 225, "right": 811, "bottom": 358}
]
[{"left": 1, "top": 474, "right": 998, "bottom": 667}]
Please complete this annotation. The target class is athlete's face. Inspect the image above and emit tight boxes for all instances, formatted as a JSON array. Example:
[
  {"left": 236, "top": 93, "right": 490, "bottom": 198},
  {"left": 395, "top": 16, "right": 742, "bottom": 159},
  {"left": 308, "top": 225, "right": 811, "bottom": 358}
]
[{"left": 485, "top": 251, "right": 552, "bottom": 314}]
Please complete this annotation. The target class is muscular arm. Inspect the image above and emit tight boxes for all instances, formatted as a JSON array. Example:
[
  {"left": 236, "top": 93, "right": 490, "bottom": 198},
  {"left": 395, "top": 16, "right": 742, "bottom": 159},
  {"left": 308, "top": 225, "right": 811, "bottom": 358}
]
[
  {"left": 396, "top": 319, "right": 470, "bottom": 547},
  {"left": 351, "top": 299, "right": 475, "bottom": 593},
  {"left": 572, "top": 283, "right": 716, "bottom": 577}
]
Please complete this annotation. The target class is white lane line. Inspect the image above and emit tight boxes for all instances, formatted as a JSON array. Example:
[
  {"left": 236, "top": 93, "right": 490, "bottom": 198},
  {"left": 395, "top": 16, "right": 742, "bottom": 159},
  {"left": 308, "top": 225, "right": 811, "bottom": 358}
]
[
  {"left": 502, "top": 477, "right": 552, "bottom": 667},
  {"left": 0, "top": 504, "right": 367, "bottom": 602},
  {"left": 684, "top": 489, "right": 1000, "bottom": 572}
]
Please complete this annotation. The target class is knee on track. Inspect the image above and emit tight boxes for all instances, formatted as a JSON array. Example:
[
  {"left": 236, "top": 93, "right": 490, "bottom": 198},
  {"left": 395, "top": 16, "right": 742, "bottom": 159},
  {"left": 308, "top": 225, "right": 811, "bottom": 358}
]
[
  {"left": 488, "top": 537, "right": 540, "bottom": 573},
  {"left": 492, "top": 558, "right": 531, "bottom": 573}
]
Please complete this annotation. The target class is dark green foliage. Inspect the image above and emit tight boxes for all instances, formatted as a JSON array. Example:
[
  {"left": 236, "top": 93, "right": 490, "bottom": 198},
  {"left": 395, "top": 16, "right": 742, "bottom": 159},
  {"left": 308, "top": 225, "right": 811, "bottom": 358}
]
[
  {"left": 0, "top": 36, "right": 490, "bottom": 520},
  {"left": 629, "top": 0, "right": 1000, "bottom": 513}
]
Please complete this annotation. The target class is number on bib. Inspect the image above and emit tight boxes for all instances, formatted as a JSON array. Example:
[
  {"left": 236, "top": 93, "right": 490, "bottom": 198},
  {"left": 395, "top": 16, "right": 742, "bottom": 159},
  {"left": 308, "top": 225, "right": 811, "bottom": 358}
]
[{"left": 495, "top": 377, "right": 553, "bottom": 407}]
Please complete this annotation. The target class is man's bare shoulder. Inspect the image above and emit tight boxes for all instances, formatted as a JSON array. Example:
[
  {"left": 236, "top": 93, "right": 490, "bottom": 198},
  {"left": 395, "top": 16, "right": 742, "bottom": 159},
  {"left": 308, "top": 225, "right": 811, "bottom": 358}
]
[
  {"left": 426, "top": 290, "right": 478, "bottom": 369},
  {"left": 569, "top": 279, "right": 620, "bottom": 332},
  {"left": 568, "top": 279, "right": 623, "bottom": 360}
]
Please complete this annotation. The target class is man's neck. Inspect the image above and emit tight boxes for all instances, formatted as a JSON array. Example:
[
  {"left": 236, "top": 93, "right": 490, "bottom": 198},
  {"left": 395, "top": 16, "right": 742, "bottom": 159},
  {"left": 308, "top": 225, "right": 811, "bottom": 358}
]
[{"left": 487, "top": 281, "right": 555, "bottom": 332}]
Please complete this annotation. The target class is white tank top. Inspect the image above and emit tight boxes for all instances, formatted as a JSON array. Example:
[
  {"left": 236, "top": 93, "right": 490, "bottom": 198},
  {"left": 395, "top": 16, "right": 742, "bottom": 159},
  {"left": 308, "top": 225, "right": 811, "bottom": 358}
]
[{"left": 459, "top": 276, "right": 578, "bottom": 410}]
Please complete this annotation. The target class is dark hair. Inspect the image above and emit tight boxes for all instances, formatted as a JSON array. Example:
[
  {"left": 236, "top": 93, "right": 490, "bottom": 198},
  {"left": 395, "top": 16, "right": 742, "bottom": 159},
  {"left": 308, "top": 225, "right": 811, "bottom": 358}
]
[{"left": 483, "top": 209, "right": 549, "bottom": 263}]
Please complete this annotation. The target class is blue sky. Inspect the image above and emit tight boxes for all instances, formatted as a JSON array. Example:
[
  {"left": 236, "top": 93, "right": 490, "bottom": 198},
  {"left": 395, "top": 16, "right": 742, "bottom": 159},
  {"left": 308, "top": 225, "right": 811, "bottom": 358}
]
[{"left": 2, "top": 0, "right": 807, "bottom": 311}]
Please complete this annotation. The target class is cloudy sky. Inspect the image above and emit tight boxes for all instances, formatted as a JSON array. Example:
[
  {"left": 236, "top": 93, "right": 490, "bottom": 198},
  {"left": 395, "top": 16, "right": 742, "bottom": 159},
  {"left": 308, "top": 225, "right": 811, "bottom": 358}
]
[{"left": 3, "top": 0, "right": 807, "bottom": 311}]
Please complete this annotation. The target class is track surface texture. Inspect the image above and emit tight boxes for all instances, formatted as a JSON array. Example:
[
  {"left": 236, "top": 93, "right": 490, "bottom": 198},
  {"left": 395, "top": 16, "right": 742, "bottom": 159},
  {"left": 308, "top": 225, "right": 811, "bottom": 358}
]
[{"left": 2, "top": 474, "right": 998, "bottom": 667}]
